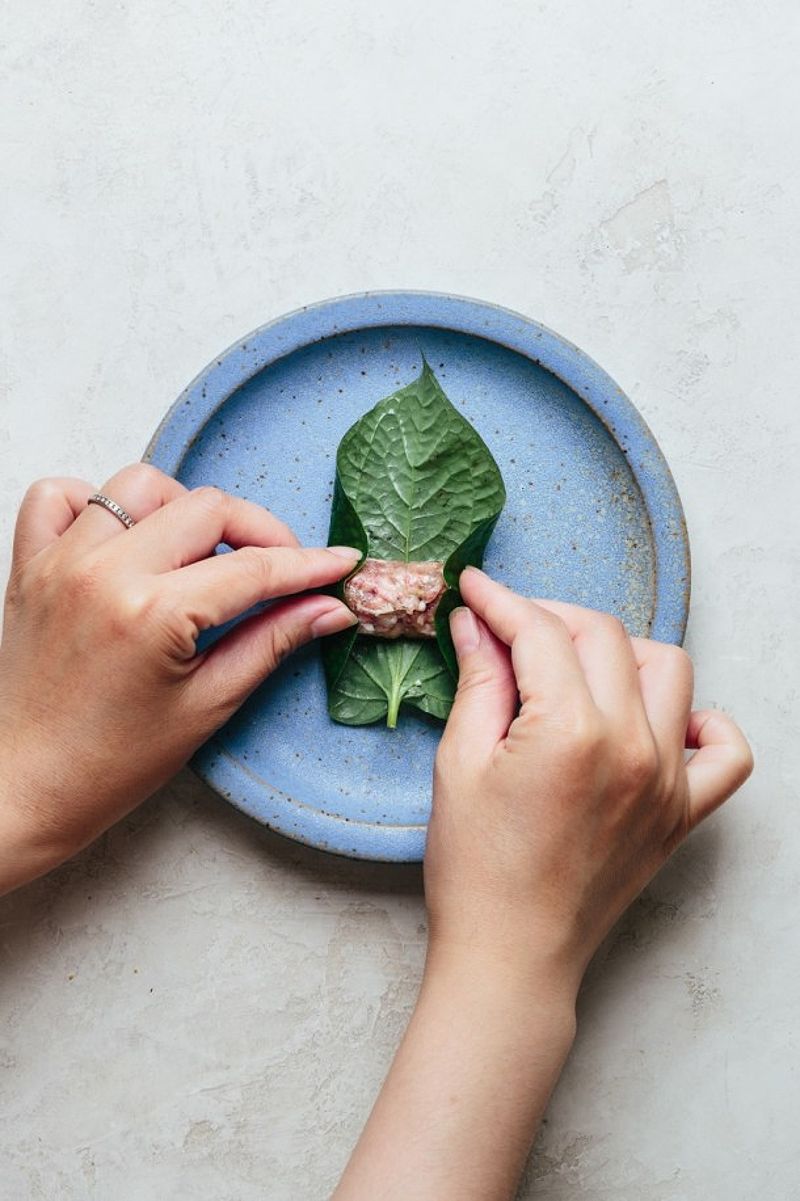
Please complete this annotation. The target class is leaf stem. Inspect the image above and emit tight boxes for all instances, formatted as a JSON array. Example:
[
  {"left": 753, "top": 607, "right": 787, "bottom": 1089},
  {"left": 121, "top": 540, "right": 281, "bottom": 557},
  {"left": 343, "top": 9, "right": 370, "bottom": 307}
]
[{"left": 386, "top": 684, "right": 401, "bottom": 729}]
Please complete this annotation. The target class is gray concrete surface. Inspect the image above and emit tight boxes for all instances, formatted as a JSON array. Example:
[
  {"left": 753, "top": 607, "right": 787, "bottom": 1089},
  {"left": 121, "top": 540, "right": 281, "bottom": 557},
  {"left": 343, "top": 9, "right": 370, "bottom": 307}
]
[{"left": 1, "top": 2, "right": 798, "bottom": 1197}]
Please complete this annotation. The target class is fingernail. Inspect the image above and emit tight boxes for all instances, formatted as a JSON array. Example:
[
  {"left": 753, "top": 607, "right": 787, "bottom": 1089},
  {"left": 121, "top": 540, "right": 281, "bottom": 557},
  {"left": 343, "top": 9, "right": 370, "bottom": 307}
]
[
  {"left": 449, "top": 606, "right": 481, "bottom": 654},
  {"left": 327, "top": 546, "right": 362, "bottom": 561},
  {"left": 310, "top": 604, "right": 358, "bottom": 638},
  {"left": 461, "top": 565, "right": 486, "bottom": 580}
]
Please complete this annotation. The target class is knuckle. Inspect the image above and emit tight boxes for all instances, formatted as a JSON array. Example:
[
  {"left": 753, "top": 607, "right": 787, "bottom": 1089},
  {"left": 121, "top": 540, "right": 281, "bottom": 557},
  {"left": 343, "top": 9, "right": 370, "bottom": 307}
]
[
  {"left": 533, "top": 603, "right": 567, "bottom": 633},
  {"left": 669, "top": 643, "right": 693, "bottom": 669},
  {"left": 12, "top": 552, "right": 56, "bottom": 605},
  {"left": 23, "top": 477, "right": 62, "bottom": 507},
  {"left": 556, "top": 707, "right": 605, "bottom": 757},
  {"left": 513, "top": 602, "right": 570, "bottom": 646},
  {"left": 669, "top": 644, "right": 694, "bottom": 683},
  {"left": 736, "top": 741, "right": 755, "bottom": 783},
  {"left": 234, "top": 546, "right": 275, "bottom": 588},
  {"left": 111, "top": 461, "right": 163, "bottom": 500},
  {"left": 456, "top": 661, "right": 498, "bottom": 696},
  {"left": 621, "top": 737, "right": 659, "bottom": 790},
  {"left": 62, "top": 557, "right": 105, "bottom": 602},
  {"left": 598, "top": 611, "right": 626, "bottom": 639},
  {"left": 657, "top": 640, "right": 693, "bottom": 671},
  {"left": 651, "top": 640, "right": 694, "bottom": 683},
  {"left": 575, "top": 702, "right": 603, "bottom": 739},
  {"left": 192, "top": 484, "right": 228, "bottom": 516},
  {"left": 113, "top": 584, "right": 161, "bottom": 629},
  {"left": 577, "top": 610, "right": 626, "bottom": 644},
  {"left": 118, "top": 461, "right": 163, "bottom": 488},
  {"left": 107, "top": 586, "right": 196, "bottom": 657},
  {"left": 57, "top": 561, "right": 158, "bottom": 632}
]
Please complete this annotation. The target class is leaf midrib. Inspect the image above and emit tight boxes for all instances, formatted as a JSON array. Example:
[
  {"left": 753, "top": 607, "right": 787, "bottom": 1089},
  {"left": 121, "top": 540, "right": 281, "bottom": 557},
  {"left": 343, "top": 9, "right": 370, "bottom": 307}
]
[{"left": 397, "top": 408, "right": 457, "bottom": 560}]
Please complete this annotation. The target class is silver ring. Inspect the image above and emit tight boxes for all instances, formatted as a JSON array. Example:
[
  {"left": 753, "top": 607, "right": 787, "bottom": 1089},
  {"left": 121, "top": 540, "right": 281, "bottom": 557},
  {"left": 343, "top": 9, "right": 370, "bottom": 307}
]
[{"left": 87, "top": 493, "right": 136, "bottom": 529}]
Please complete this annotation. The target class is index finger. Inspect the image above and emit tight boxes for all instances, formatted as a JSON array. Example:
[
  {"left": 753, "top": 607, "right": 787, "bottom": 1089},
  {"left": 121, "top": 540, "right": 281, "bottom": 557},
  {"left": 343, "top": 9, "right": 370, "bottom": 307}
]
[
  {"left": 164, "top": 544, "right": 361, "bottom": 629},
  {"left": 111, "top": 486, "right": 300, "bottom": 571},
  {"left": 459, "top": 568, "right": 591, "bottom": 710}
]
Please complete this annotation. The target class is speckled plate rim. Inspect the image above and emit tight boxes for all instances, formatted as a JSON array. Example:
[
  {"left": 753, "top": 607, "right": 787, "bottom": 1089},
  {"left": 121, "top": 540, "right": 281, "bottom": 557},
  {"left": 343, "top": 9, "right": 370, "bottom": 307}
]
[{"left": 144, "top": 290, "right": 690, "bottom": 862}]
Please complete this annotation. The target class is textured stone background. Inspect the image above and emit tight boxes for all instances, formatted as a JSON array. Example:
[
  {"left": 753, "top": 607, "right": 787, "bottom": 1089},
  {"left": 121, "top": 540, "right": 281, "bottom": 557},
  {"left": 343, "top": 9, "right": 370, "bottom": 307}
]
[{"left": 1, "top": 2, "right": 798, "bottom": 1197}]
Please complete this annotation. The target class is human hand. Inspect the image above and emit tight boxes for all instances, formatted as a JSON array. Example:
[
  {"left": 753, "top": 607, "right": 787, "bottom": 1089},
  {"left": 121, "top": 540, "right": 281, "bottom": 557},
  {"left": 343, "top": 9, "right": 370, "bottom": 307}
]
[
  {"left": 0, "top": 463, "right": 358, "bottom": 893},
  {"left": 426, "top": 568, "right": 753, "bottom": 1001},
  {"left": 336, "top": 569, "right": 753, "bottom": 1201}
]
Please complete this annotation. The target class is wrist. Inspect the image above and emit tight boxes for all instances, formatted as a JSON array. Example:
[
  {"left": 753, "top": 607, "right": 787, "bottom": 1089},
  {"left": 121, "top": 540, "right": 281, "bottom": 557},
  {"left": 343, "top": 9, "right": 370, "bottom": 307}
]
[
  {"left": 421, "top": 937, "right": 579, "bottom": 1048},
  {"left": 425, "top": 908, "right": 586, "bottom": 1006},
  {"left": 0, "top": 798, "right": 51, "bottom": 896},
  {"left": 0, "top": 741, "right": 70, "bottom": 895}
]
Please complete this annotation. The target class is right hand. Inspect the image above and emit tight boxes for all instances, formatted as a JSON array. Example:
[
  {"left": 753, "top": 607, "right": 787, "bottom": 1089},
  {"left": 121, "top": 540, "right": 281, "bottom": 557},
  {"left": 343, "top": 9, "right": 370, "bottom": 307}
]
[
  {"left": 0, "top": 463, "right": 359, "bottom": 893},
  {"left": 425, "top": 568, "right": 753, "bottom": 998}
]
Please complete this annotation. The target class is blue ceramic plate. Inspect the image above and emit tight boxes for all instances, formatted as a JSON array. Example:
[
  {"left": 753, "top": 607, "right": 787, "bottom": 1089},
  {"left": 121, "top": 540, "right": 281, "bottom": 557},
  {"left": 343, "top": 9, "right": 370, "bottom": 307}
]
[{"left": 145, "top": 292, "right": 689, "bottom": 862}]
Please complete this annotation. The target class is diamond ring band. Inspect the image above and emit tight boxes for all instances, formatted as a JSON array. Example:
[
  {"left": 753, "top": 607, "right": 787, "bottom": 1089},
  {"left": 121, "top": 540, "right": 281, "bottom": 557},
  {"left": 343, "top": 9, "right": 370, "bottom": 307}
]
[{"left": 86, "top": 493, "right": 136, "bottom": 530}]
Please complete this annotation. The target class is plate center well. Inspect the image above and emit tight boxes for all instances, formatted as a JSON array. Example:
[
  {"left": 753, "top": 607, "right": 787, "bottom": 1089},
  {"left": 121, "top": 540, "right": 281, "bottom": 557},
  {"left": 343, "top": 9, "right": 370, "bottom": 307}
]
[{"left": 174, "top": 325, "right": 655, "bottom": 828}]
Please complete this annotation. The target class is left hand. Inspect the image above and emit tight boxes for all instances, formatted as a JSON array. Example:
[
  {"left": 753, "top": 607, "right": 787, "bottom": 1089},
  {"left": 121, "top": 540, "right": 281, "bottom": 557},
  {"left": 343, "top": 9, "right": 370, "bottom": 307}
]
[{"left": 0, "top": 462, "right": 359, "bottom": 893}]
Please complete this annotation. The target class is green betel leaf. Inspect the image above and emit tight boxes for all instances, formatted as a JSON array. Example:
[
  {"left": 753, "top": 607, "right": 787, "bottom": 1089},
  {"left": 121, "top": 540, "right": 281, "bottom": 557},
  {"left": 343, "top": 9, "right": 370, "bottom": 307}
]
[{"left": 323, "top": 361, "right": 506, "bottom": 727}]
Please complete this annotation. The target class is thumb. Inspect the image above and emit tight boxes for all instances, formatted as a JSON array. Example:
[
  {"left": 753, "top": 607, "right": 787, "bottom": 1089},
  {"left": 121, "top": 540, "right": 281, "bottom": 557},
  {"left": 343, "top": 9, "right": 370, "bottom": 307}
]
[
  {"left": 192, "top": 594, "right": 356, "bottom": 714},
  {"left": 440, "top": 606, "right": 518, "bottom": 760},
  {"left": 686, "top": 708, "right": 754, "bottom": 828}
]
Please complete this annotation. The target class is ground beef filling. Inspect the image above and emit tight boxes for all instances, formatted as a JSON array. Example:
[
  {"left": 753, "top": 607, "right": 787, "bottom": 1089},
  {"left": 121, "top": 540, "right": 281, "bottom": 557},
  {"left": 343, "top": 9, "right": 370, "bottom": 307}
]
[{"left": 343, "top": 559, "right": 446, "bottom": 639}]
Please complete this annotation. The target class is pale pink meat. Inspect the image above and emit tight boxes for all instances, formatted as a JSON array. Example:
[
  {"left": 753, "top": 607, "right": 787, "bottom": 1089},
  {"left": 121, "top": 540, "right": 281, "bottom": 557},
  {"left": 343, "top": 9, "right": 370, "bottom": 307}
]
[{"left": 344, "top": 558, "right": 446, "bottom": 639}]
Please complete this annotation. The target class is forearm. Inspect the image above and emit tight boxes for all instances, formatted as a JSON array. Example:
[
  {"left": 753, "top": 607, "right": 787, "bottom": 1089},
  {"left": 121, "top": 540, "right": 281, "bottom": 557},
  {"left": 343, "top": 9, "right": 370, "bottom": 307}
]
[{"left": 333, "top": 947, "right": 577, "bottom": 1201}]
